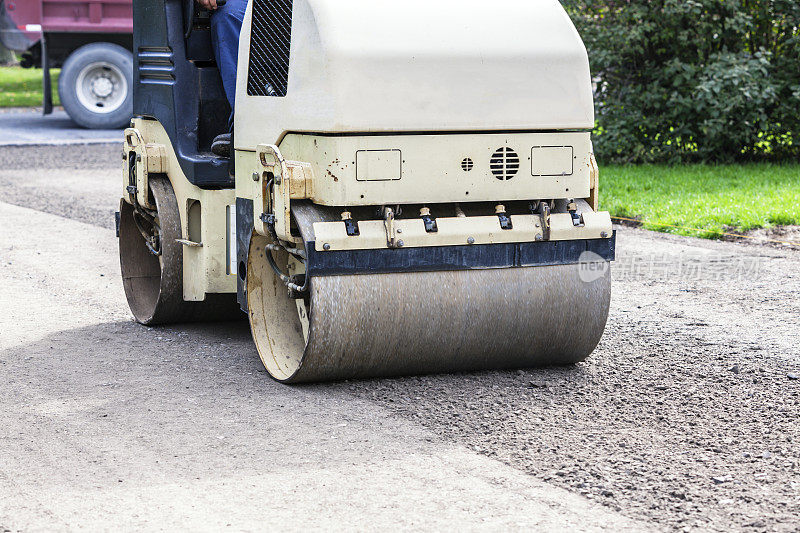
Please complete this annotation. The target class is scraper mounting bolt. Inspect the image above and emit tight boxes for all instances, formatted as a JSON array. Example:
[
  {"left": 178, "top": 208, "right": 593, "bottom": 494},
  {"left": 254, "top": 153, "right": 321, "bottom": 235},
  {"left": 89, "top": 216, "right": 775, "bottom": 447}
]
[
  {"left": 341, "top": 211, "right": 359, "bottom": 236},
  {"left": 420, "top": 207, "right": 438, "bottom": 233},
  {"left": 495, "top": 204, "right": 513, "bottom": 230},
  {"left": 567, "top": 199, "right": 584, "bottom": 227}
]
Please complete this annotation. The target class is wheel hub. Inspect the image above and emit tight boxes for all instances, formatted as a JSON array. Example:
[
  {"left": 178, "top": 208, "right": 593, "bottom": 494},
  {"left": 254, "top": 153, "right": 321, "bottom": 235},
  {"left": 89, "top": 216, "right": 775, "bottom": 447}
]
[
  {"left": 91, "top": 76, "right": 114, "bottom": 98},
  {"left": 75, "top": 61, "right": 128, "bottom": 114}
]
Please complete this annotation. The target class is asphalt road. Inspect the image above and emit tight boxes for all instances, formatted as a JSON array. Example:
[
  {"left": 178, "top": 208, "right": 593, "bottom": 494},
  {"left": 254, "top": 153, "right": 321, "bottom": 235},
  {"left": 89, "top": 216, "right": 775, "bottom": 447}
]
[
  {"left": 0, "top": 108, "right": 121, "bottom": 146},
  {"left": 0, "top": 144, "right": 798, "bottom": 531}
]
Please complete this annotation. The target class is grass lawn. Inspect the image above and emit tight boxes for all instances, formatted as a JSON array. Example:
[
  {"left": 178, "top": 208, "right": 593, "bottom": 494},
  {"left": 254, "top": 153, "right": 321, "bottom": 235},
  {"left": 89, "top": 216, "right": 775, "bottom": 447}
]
[
  {"left": 601, "top": 164, "right": 800, "bottom": 238},
  {"left": 0, "top": 66, "right": 60, "bottom": 107}
]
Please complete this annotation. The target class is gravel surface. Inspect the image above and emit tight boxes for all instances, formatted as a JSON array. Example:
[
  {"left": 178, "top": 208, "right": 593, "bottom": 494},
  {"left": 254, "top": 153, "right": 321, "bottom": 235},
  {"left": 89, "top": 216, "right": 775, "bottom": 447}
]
[
  {"left": 1, "top": 144, "right": 798, "bottom": 530},
  {"left": 0, "top": 144, "right": 121, "bottom": 229},
  {"left": 342, "top": 227, "right": 800, "bottom": 531}
]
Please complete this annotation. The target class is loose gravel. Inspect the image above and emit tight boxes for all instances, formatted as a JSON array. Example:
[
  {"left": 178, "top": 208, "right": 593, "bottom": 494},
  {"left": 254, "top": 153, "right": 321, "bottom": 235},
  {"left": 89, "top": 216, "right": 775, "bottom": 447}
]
[
  {"left": 0, "top": 144, "right": 120, "bottom": 229},
  {"left": 342, "top": 230, "right": 800, "bottom": 531}
]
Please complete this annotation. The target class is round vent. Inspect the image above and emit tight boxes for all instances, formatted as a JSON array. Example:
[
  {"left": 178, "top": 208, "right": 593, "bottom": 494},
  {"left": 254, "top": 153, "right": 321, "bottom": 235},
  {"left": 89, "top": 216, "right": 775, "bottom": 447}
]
[
  {"left": 490, "top": 147, "right": 520, "bottom": 180},
  {"left": 461, "top": 157, "right": 474, "bottom": 171}
]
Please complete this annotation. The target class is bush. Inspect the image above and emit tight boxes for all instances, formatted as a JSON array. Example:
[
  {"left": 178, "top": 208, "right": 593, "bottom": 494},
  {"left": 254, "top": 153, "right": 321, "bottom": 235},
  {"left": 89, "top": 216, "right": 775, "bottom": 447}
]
[{"left": 563, "top": 0, "right": 800, "bottom": 163}]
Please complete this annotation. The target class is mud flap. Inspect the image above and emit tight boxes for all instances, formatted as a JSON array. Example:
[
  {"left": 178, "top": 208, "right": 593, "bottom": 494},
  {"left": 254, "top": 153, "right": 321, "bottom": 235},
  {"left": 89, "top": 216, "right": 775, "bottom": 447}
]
[{"left": 41, "top": 34, "right": 53, "bottom": 116}]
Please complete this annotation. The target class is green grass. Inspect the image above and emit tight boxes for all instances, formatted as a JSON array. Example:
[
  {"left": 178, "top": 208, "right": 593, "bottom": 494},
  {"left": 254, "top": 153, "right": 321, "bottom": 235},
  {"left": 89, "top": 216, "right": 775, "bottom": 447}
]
[
  {"left": 0, "top": 66, "right": 60, "bottom": 107},
  {"left": 601, "top": 164, "right": 800, "bottom": 238}
]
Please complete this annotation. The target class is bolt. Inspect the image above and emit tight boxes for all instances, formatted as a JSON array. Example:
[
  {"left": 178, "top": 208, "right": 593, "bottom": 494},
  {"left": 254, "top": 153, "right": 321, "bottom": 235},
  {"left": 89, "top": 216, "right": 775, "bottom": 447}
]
[
  {"left": 323, "top": 243, "right": 331, "bottom": 251},
  {"left": 600, "top": 231, "right": 609, "bottom": 238},
  {"left": 397, "top": 228, "right": 402, "bottom": 234},
  {"left": 535, "top": 234, "right": 543, "bottom": 241},
  {"left": 136, "top": 154, "right": 142, "bottom": 162},
  {"left": 252, "top": 172, "right": 259, "bottom": 182},
  {"left": 397, "top": 240, "right": 404, "bottom": 247},
  {"left": 467, "top": 236, "right": 475, "bottom": 245}
]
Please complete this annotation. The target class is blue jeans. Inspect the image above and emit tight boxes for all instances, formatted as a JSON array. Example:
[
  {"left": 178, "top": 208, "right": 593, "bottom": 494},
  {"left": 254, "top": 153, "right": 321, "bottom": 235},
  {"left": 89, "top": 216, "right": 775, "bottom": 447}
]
[{"left": 210, "top": 0, "right": 248, "bottom": 125}]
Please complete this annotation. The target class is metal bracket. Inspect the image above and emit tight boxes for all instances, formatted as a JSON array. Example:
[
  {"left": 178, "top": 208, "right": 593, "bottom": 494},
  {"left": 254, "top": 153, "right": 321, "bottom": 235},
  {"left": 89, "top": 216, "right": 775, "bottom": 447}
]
[
  {"left": 175, "top": 239, "right": 203, "bottom": 247},
  {"left": 383, "top": 207, "right": 403, "bottom": 248},
  {"left": 538, "top": 202, "right": 551, "bottom": 240},
  {"left": 495, "top": 204, "right": 513, "bottom": 230},
  {"left": 257, "top": 144, "right": 292, "bottom": 241},
  {"left": 123, "top": 128, "right": 155, "bottom": 210},
  {"left": 420, "top": 207, "right": 438, "bottom": 233},
  {"left": 567, "top": 199, "right": 585, "bottom": 227},
  {"left": 588, "top": 152, "right": 600, "bottom": 212},
  {"left": 342, "top": 211, "right": 360, "bottom": 236}
]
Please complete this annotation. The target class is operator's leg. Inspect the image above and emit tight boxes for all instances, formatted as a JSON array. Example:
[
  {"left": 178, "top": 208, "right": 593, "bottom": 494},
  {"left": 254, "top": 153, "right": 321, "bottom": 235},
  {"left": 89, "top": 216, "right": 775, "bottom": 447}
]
[{"left": 210, "top": 0, "right": 247, "bottom": 157}]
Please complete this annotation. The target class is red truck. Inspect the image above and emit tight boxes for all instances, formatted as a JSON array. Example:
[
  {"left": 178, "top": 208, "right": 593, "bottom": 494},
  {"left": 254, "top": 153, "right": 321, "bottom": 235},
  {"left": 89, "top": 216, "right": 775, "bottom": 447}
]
[{"left": 0, "top": 0, "right": 132, "bottom": 128}]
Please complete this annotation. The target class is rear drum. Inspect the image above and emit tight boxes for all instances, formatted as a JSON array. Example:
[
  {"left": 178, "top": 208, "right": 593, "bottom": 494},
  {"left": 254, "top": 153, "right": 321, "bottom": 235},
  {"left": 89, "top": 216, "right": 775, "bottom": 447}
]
[{"left": 118, "top": 177, "right": 239, "bottom": 324}]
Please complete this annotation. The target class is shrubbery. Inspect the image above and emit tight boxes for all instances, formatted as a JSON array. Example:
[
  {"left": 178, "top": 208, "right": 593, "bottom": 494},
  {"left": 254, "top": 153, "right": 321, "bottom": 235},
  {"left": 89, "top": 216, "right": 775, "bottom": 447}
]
[{"left": 563, "top": 0, "right": 800, "bottom": 163}]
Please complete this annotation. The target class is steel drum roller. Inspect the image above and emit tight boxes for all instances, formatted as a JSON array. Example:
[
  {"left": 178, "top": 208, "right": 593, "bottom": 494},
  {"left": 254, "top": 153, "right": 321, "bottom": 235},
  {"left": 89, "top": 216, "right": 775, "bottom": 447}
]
[{"left": 247, "top": 234, "right": 610, "bottom": 383}]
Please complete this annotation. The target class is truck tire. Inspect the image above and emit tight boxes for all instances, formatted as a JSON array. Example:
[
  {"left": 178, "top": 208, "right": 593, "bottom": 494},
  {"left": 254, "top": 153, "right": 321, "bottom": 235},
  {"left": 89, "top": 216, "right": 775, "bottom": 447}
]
[{"left": 58, "top": 42, "right": 133, "bottom": 129}]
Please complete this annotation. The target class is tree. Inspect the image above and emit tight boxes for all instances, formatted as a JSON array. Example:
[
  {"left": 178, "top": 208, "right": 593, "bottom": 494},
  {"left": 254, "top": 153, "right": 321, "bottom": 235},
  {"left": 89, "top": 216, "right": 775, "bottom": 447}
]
[{"left": 563, "top": 0, "right": 800, "bottom": 163}]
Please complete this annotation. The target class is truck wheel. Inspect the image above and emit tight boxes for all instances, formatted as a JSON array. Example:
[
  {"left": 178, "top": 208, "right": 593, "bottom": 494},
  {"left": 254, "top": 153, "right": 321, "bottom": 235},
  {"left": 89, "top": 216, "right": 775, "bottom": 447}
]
[{"left": 58, "top": 43, "right": 133, "bottom": 129}]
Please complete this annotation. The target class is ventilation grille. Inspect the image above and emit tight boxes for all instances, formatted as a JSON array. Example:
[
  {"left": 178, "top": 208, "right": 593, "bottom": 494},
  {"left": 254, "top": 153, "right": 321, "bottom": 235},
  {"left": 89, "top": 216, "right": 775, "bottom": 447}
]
[
  {"left": 247, "top": 0, "right": 293, "bottom": 97},
  {"left": 490, "top": 147, "right": 520, "bottom": 180},
  {"left": 137, "top": 47, "right": 175, "bottom": 84},
  {"left": 461, "top": 157, "right": 474, "bottom": 171}
]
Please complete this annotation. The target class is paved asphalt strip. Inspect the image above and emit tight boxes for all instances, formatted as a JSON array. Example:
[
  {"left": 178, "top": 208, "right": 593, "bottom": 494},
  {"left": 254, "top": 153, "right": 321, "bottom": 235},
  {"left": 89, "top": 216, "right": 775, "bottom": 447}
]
[{"left": 0, "top": 108, "right": 121, "bottom": 146}]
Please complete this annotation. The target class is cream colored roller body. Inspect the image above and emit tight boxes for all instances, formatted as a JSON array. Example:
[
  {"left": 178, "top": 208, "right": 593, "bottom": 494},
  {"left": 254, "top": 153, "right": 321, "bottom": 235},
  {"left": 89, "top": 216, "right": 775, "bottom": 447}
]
[{"left": 119, "top": 0, "right": 616, "bottom": 384}]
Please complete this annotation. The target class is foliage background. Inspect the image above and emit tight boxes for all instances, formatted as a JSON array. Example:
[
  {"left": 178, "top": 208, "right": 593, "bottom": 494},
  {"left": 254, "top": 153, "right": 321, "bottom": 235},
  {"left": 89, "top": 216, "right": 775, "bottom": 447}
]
[{"left": 562, "top": 0, "right": 800, "bottom": 164}]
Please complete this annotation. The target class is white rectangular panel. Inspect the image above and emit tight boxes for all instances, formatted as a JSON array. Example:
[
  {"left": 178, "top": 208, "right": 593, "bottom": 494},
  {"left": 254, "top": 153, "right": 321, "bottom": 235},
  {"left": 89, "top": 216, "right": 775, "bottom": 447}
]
[
  {"left": 355, "top": 149, "right": 402, "bottom": 181},
  {"left": 531, "top": 146, "right": 574, "bottom": 176}
]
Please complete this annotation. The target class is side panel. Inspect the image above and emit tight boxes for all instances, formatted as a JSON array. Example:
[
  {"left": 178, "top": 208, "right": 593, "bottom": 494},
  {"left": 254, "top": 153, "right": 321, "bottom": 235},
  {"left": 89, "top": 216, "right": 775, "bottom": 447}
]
[
  {"left": 41, "top": 0, "right": 132, "bottom": 33},
  {"left": 278, "top": 132, "right": 593, "bottom": 206},
  {"left": 128, "top": 118, "right": 237, "bottom": 299}
]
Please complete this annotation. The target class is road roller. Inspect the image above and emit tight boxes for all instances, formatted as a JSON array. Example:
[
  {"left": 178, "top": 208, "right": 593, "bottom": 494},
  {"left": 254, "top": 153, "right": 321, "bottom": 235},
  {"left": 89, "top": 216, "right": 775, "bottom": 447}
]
[{"left": 118, "top": 0, "right": 615, "bottom": 382}]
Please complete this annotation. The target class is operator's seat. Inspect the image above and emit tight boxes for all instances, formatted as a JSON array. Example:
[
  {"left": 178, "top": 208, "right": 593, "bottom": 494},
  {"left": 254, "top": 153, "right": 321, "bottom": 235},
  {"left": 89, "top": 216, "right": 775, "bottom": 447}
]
[{"left": 134, "top": 0, "right": 233, "bottom": 188}]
